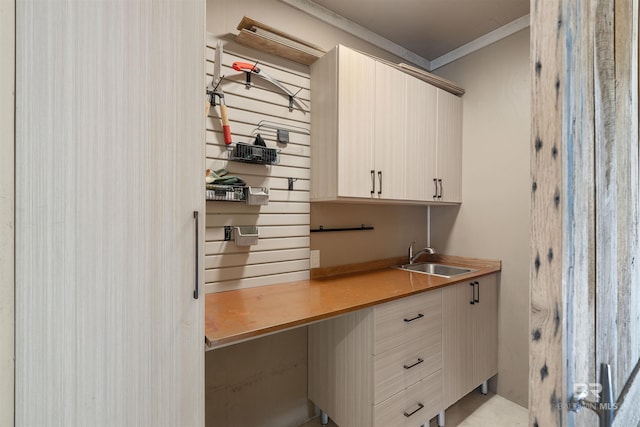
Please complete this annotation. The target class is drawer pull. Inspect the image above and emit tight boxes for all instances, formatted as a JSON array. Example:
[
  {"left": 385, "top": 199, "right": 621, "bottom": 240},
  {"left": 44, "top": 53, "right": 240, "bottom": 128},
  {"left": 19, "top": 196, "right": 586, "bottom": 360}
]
[
  {"left": 403, "top": 313, "right": 424, "bottom": 322},
  {"left": 403, "top": 403, "right": 424, "bottom": 418},
  {"left": 403, "top": 358, "right": 424, "bottom": 370}
]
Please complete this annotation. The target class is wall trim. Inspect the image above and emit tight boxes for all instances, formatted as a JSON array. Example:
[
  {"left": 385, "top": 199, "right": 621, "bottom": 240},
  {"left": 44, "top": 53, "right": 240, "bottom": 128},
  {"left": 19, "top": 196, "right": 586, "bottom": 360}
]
[{"left": 430, "top": 14, "right": 531, "bottom": 70}]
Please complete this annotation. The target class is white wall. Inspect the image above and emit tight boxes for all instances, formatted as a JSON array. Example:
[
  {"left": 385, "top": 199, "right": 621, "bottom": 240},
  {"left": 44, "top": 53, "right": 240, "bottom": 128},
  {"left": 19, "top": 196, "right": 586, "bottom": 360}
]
[
  {"left": 0, "top": 0, "right": 15, "bottom": 424},
  {"left": 430, "top": 28, "right": 531, "bottom": 408}
]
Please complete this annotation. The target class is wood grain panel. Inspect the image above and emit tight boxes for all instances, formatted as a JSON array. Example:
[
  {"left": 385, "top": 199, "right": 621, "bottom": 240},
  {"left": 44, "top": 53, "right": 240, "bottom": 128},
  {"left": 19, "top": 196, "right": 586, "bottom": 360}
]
[
  {"left": 373, "top": 289, "right": 442, "bottom": 355},
  {"left": 15, "top": 1, "right": 205, "bottom": 425},
  {"left": 205, "top": 35, "right": 311, "bottom": 293},
  {"left": 337, "top": 46, "right": 377, "bottom": 198},
  {"left": 0, "top": 0, "right": 14, "bottom": 423},
  {"left": 436, "top": 89, "right": 463, "bottom": 202},
  {"left": 375, "top": 61, "right": 406, "bottom": 200},
  {"left": 442, "top": 281, "right": 474, "bottom": 408},
  {"left": 405, "top": 75, "right": 437, "bottom": 201},
  {"left": 308, "top": 309, "right": 375, "bottom": 427},
  {"left": 472, "top": 275, "right": 499, "bottom": 386},
  {"left": 530, "top": 0, "right": 567, "bottom": 424},
  {"left": 310, "top": 44, "right": 338, "bottom": 200},
  {"left": 373, "top": 318, "right": 442, "bottom": 404},
  {"left": 373, "top": 370, "right": 443, "bottom": 427}
]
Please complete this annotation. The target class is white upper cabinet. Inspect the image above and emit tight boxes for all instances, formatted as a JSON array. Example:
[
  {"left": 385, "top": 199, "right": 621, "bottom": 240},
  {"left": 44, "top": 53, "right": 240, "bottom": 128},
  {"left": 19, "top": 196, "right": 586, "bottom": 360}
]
[
  {"left": 311, "top": 45, "right": 463, "bottom": 204},
  {"left": 435, "top": 90, "right": 463, "bottom": 203}
]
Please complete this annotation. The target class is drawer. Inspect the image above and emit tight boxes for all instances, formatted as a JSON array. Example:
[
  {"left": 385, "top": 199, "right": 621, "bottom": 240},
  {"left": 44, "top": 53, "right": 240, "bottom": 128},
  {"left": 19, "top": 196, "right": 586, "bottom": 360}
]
[
  {"left": 373, "top": 369, "right": 443, "bottom": 427},
  {"left": 373, "top": 290, "right": 442, "bottom": 355},
  {"left": 373, "top": 326, "right": 442, "bottom": 404}
]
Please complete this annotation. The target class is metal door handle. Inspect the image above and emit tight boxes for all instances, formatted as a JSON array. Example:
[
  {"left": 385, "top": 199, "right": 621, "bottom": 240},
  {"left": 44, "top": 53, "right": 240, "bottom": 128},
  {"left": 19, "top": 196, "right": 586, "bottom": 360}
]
[
  {"left": 470, "top": 282, "right": 475, "bottom": 304},
  {"left": 474, "top": 281, "right": 480, "bottom": 303},
  {"left": 371, "top": 170, "right": 375, "bottom": 195},
  {"left": 403, "top": 358, "right": 424, "bottom": 370},
  {"left": 403, "top": 403, "right": 424, "bottom": 418},
  {"left": 377, "top": 171, "right": 382, "bottom": 195},
  {"left": 438, "top": 178, "right": 443, "bottom": 199},
  {"left": 433, "top": 178, "right": 438, "bottom": 198},
  {"left": 193, "top": 211, "right": 199, "bottom": 299},
  {"left": 404, "top": 313, "right": 424, "bottom": 322}
]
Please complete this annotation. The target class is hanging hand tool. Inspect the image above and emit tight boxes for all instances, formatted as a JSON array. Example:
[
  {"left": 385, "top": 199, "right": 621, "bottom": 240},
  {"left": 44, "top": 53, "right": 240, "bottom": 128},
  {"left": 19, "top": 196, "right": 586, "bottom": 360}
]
[
  {"left": 232, "top": 61, "right": 309, "bottom": 112},
  {"left": 207, "top": 40, "right": 233, "bottom": 145}
]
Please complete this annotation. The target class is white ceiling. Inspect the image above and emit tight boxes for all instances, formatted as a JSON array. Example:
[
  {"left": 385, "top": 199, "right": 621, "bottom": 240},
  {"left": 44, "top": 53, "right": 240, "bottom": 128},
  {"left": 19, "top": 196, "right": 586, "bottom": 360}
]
[{"left": 310, "top": 0, "right": 530, "bottom": 61}]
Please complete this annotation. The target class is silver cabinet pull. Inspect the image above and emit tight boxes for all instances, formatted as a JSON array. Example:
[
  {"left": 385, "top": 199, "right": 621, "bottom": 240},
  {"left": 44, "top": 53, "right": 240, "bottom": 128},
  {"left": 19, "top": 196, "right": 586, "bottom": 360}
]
[
  {"left": 371, "top": 170, "right": 375, "bottom": 195},
  {"left": 403, "top": 403, "right": 424, "bottom": 418},
  {"left": 403, "top": 358, "right": 424, "bottom": 370},
  {"left": 377, "top": 171, "right": 382, "bottom": 195},
  {"left": 403, "top": 313, "right": 424, "bottom": 322},
  {"left": 193, "top": 211, "right": 199, "bottom": 299}
]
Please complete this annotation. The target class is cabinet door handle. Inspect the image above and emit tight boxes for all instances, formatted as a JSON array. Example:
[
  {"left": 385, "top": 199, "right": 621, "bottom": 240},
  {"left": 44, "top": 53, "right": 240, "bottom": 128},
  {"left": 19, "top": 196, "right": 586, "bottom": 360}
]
[
  {"left": 438, "top": 178, "right": 443, "bottom": 199},
  {"left": 433, "top": 178, "right": 438, "bottom": 198},
  {"left": 470, "top": 282, "right": 475, "bottom": 304},
  {"left": 403, "top": 358, "right": 424, "bottom": 370},
  {"left": 193, "top": 211, "right": 199, "bottom": 299},
  {"left": 403, "top": 313, "right": 424, "bottom": 322},
  {"left": 474, "top": 281, "right": 480, "bottom": 303},
  {"left": 377, "top": 171, "right": 382, "bottom": 195},
  {"left": 371, "top": 170, "right": 376, "bottom": 195},
  {"left": 403, "top": 403, "right": 424, "bottom": 418}
]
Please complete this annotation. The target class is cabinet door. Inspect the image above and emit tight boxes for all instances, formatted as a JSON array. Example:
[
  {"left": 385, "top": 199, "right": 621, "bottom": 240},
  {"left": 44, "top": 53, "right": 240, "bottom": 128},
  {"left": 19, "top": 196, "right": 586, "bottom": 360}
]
[
  {"left": 15, "top": 2, "right": 205, "bottom": 426},
  {"left": 337, "top": 46, "right": 377, "bottom": 198},
  {"left": 442, "top": 282, "right": 474, "bottom": 407},
  {"left": 375, "top": 61, "right": 406, "bottom": 200},
  {"left": 473, "top": 275, "right": 499, "bottom": 386},
  {"left": 405, "top": 76, "right": 437, "bottom": 201},
  {"left": 436, "top": 89, "right": 463, "bottom": 202}
]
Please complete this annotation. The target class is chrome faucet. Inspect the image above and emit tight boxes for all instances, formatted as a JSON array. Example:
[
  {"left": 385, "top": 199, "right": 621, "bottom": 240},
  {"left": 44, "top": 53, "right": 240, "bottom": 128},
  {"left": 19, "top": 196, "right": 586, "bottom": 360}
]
[{"left": 408, "top": 241, "right": 436, "bottom": 264}]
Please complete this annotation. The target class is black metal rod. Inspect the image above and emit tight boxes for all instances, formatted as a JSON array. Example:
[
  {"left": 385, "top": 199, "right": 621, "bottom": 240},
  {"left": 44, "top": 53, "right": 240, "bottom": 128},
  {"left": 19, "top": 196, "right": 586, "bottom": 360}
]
[{"left": 311, "top": 225, "right": 374, "bottom": 233}]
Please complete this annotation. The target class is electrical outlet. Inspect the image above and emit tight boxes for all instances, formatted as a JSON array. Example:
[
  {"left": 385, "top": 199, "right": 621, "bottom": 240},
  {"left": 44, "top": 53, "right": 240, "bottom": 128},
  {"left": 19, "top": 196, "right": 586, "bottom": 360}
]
[{"left": 310, "top": 250, "right": 320, "bottom": 268}]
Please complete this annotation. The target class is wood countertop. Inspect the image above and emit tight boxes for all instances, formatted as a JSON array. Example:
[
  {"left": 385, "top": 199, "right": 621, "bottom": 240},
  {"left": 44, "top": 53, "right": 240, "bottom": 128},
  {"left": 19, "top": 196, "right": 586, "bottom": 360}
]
[{"left": 204, "top": 254, "right": 501, "bottom": 349}]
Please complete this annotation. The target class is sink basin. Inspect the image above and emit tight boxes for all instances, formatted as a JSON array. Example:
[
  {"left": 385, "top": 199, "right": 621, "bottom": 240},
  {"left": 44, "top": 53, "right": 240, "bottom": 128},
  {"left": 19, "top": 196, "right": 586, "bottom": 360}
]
[{"left": 394, "top": 262, "right": 476, "bottom": 278}]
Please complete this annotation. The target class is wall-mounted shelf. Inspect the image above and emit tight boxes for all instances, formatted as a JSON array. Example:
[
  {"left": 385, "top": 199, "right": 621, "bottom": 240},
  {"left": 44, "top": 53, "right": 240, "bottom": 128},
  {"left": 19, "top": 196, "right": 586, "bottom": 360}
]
[{"left": 235, "top": 16, "right": 326, "bottom": 66}]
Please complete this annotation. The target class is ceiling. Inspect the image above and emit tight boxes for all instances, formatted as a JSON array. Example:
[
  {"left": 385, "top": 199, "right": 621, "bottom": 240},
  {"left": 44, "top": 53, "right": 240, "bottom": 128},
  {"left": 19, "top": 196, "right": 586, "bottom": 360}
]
[{"left": 310, "top": 0, "right": 530, "bottom": 61}]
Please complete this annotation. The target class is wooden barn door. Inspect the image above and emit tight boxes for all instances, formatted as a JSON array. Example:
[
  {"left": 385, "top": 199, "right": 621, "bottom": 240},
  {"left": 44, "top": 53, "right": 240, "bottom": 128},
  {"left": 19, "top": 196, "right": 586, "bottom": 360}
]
[{"left": 530, "top": 0, "right": 640, "bottom": 426}]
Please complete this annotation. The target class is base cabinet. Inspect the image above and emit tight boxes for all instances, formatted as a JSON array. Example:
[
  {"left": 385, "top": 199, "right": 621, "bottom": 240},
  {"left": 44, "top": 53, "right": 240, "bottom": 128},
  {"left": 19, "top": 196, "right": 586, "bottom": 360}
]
[
  {"left": 442, "top": 274, "right": 499, "bottom": 407},
  {"left": 308, "top": 290, "right": 443, "bottom": 427}
]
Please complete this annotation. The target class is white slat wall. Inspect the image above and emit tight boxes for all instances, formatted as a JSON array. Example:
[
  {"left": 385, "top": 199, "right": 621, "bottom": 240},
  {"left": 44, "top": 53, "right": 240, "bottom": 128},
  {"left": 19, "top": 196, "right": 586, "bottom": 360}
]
[{"left": 205, "top": 35, "right": 311, "bottom": 293}]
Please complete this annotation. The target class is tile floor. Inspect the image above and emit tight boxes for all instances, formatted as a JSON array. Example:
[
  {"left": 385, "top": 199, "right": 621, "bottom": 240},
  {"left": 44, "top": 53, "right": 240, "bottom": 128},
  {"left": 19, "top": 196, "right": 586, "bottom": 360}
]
[{"left": 301, "top": 389, "right": 528, "bottom": 427}]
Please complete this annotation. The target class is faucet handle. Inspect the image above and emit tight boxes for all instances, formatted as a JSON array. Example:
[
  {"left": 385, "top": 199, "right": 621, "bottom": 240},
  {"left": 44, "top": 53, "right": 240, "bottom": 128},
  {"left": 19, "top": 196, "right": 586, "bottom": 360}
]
[{"left": 408, "top": 241, "right": 416, "bottom": 261}]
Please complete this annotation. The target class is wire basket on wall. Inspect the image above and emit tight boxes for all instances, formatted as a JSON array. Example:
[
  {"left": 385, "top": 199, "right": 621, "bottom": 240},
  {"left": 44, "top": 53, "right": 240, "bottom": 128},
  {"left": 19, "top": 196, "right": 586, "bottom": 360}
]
[{"left": 229, "top": 142, "right": 280, "bottom": 165}]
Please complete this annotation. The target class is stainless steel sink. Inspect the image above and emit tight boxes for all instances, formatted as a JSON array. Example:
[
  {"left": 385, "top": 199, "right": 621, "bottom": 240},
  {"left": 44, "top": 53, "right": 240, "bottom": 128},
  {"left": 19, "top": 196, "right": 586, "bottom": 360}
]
[{"left": 394, "top": 262, "right": 476, "bottom": 278}]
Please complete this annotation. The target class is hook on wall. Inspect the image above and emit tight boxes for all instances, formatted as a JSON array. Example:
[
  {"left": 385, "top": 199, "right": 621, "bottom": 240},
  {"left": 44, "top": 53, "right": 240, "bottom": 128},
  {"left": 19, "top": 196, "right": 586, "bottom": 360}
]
[{"left": 288, "top": 178, "right": 298, "bottom": 191}]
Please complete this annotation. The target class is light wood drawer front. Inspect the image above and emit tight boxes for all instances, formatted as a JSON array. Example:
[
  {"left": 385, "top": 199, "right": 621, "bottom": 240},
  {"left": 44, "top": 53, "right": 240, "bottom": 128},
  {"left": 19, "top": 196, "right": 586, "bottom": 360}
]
[
  {"left": 373, "top": 332, "right": 442, "bottom": 404},
  {"left": 373, "top": 290, "right": 442, "bottom": 355},
  {"left": 373, "top": 369, "right": 443, "bottom": 427}
]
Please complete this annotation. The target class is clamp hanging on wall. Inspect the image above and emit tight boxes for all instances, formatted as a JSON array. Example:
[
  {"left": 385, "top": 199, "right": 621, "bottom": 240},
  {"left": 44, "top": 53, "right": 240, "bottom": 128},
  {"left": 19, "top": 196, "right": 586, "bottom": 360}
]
[{"left": 232, "top": 61, "right": 308, "bottom": 112}]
